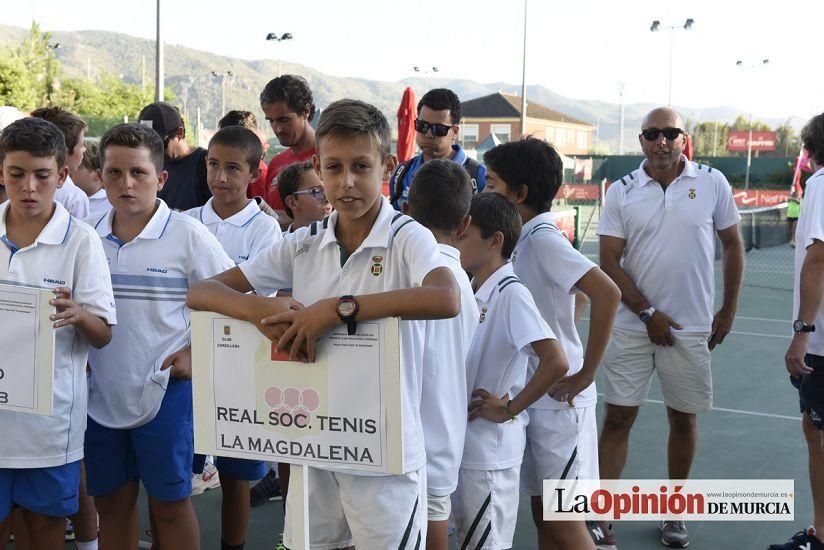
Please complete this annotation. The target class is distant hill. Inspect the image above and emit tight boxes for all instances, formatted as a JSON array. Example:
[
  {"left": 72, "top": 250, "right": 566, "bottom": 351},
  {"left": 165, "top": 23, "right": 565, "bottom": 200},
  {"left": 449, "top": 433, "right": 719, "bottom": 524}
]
[{"left": 0, "top": 24, "right": 804, "bottom": 153}]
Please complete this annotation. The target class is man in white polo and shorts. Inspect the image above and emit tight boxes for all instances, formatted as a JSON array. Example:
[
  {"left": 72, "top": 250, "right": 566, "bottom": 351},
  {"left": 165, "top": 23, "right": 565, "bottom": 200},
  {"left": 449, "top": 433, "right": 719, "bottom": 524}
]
[{"left": 595, "top": 107, "right": 744, "bottom": 548}]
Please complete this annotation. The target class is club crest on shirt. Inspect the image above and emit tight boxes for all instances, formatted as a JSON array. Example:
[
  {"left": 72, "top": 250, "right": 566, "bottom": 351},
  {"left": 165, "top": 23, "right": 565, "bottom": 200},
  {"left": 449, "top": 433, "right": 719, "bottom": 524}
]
[
  {"left": 479, "top": 305, "right": 488, "bottom": 323},
  {"left": 224, "top": 325, "right": 231, "bottom": 336},
  {"left": 371, "top": 255, "right": 384, "bottom": 277},
  {"left": 688, "top": 188, "right": 697, "bottom": 199}
]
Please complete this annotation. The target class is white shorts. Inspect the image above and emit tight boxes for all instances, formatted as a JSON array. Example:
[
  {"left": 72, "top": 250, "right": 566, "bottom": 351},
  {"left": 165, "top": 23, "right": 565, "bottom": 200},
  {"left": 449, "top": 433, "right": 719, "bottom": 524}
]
[
  {"left": 283, "top": 466, "right": 427, "bottom": 550},
  {"left": 427, "top": 492, "right": 451, "bottom": 521},
  {"left": 453, "top": 467, "right": 520, "bottom": 550},
  {"left": 601, "top": 327, "right": 712, "bottom": 414},
  {"left": 520, "top": 405, "right": 599, "bottom": 496}
]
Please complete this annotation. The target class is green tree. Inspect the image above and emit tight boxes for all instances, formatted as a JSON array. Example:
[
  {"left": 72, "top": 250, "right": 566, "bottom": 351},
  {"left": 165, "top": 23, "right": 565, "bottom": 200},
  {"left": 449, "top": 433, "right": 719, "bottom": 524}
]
[
  {"left": 775, "top": 119, "right": 800, "bottom": 157},
  {"left": 691, "top": 121, "right": 730, "bottom": 157}
]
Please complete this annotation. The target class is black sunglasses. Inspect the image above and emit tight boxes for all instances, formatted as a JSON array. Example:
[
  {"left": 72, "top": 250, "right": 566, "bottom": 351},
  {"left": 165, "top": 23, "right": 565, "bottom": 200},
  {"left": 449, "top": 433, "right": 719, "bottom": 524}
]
[
  {"left": 640, "top": 127, "right": 684, "bottom": 141},
  {"left": 414, "top": 119, "right": 453, "bottom": 137}
]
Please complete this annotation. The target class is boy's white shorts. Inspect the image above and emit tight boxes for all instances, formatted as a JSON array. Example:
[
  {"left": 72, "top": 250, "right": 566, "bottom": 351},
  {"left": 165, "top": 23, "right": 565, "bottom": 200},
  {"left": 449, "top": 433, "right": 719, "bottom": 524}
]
[
  {"left": 452, "top": 466, "right": 520, "bottom": 550},
  {"left": 427, "top": 492, "right": 451, "bottom": 521},
  {"left": 520, "top": 405, "right": 600, "bottom": 496},
  {"left": 283, "top": 466, "right": 427, "bottom": 550},
  {"left": 601, "top": 327, "right": 713, "bottom": 414}
]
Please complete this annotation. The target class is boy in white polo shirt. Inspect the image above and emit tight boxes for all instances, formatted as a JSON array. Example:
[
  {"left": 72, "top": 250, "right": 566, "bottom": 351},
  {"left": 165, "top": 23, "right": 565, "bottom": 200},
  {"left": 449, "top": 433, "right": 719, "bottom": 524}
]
[
  {"left": 188, "top": 98, "right": 461, "bottom": 549},
  {"left": 0, "top": 117, "right": 115, "bottom": 549},
  {"left": 454, "top": 193, "right": 569, "bottom": 550},
  {"left": 483, "top": 138, "right": 620, "bottom": 549},
  {"left": 185, "top": 125, "right": 280, "bottom": 550},
  {"left": 84, "top": 123, "right": 233, "bottom": 550},
  {"left": 404, "top": 159, "right": 479, "bottom": 550}
]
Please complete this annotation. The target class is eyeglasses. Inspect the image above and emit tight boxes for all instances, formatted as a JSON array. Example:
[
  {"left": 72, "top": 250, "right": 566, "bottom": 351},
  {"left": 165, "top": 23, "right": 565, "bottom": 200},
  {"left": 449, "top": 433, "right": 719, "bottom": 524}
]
[
  {"left": 414, "top": 119, "right": 453, "bottom": 137},
  {"left": 292, "top": 186, "right": 327, "bottom": 202},
  {"left": 640, "top": 127, "right": 684, "bottom": 141}
]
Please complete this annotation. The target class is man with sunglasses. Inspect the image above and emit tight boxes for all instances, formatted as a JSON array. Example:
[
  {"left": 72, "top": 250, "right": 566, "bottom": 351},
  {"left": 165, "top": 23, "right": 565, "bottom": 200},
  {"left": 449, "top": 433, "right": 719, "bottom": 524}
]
[
  {"left": 390, "top": 88, "right": 486, "bottom": 211},
  {"left": 593, "top": 107, "right": 743, "bottom": 549},
  {"left": 138, "top": 102, "right": 211, "bottom": 211}
]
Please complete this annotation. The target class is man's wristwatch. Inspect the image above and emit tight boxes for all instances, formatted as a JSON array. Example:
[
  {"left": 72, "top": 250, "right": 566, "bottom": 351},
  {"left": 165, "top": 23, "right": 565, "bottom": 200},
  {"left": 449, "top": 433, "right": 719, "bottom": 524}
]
[
  {"left": 793, "top": 320, "right": 816, "bottom": 334},
  {"left": 639, "top": 306, "right": 656, "bottom": 324},
  {"left": 336, "top": 295, "right": 359, "bottom": 336}
]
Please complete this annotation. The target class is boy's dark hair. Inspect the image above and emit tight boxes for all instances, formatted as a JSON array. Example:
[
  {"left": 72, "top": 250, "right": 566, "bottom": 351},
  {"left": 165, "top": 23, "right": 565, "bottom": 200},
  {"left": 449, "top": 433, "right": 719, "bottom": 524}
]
[
  {"left": 316, "top": 99, "right": 391, "bottom": 158},
  {"left": 469, "top": 193, "right": 522, "bottom": 260},
  {"left": 80, "top": 137, "right": 101, "bottom": 171},
  {"left": 483, "top": 137, "right": 563, "bottom": 214},
  {"left": 218, "top": 110, "right": 259, "bottom": 131},
  {"left": 30, "top": 106, "right": 87, "bottom": 154},
  {"left": 99, "top": 123, "right": 165, "bottom": 172},
  {"left": 208, "top": 126, "right": 263, "bottom": 171},
  {"left": 407, "top": 159, "right": 471, "bottom": 232},
  {"left": 802, "top": 112, "right": 824, "bottom": 166},
  {"left": 417, "top": 88, "right": 462, "bottom": 125},
  {"left": 260, "top": 74, "right": 316, "bottom": 120},
  {"left": 277, "top": 161, "right": 315, "bottom": 219},
  {"left": 0, "top": 117, "right": 67, "bottom": 167}
]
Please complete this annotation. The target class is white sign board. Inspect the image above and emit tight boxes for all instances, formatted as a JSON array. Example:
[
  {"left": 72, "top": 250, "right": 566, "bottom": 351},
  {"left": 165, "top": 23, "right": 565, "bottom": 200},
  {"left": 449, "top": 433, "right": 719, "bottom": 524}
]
[
  {"left": 191, "top": 313, "right": 404, "bottom": 474},
  {"left": 0, "top": 284, "right": 55, "bottom": 415}
]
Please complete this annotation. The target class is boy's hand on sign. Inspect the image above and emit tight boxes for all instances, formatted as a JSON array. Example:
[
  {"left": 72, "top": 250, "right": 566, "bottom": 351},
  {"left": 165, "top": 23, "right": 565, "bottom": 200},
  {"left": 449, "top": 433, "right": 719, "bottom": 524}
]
[
  {"left": 161, "top": 345, "right": 192, "bottom": 380},
  {"left": 468, "top": 389, "right": 510, "bottom": 423},
  {"left": 49, "top": 287, "right": 84, "bottom": 329},
  {"left": 266, "top": 298, "right": 339, "bottom": 363}
]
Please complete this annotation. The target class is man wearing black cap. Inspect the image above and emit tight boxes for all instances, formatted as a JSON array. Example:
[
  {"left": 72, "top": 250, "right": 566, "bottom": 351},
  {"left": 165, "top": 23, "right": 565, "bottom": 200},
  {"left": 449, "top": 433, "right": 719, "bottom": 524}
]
[{"left": 138, "top": 102, "right": 210, "bottom": 211}]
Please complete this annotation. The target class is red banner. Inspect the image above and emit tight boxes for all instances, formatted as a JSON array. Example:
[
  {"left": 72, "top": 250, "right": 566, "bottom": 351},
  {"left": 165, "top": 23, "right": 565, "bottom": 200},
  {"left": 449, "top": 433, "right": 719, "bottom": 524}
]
[
  {"left": 726, "top": 131, "right": 777, "bottom": 152},
  {"left": 732, "top": 189, "right": 789, "bottom": 207},
  {"left": 559, "top": 184, "right": 600, "bottom": 200}
]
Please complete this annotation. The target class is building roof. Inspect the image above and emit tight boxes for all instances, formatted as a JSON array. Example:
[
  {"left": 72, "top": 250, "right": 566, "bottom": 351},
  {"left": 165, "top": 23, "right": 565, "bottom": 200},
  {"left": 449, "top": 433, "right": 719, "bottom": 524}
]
[{"left": 461, "top": 92, "right": 593, "bottom": 128}]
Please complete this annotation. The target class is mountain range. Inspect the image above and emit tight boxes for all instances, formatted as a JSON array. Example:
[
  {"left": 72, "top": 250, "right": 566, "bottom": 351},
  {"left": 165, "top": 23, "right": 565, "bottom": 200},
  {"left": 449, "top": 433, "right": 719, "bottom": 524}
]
[{"left": 0, "top": 24, "right": 804, "bottom": 153}]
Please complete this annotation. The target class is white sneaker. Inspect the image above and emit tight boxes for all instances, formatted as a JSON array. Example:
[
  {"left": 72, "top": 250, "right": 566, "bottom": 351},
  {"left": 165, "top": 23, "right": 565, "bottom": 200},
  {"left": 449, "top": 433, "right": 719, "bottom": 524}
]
[{"left": 191, "top": 462, "right": 220, "bottom": 495}]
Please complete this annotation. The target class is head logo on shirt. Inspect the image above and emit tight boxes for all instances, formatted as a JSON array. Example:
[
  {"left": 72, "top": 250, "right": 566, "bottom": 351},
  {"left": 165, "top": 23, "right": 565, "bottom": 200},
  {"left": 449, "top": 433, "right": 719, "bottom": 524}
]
[
  {"left": 371, "top": 255, "right": 384, "bottom": 277},
  {"left": 688, "top": 188, "right": 697, "bottom": 199},
  {"left": 479, "top": 304, "right": 488, "bottom": 324}
]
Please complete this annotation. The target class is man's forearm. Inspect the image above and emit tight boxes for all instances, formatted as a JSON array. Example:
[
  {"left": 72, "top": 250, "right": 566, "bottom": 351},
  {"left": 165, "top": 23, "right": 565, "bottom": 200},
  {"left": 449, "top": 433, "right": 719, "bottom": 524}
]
[
  {"left": 601, "top": 259, "right": 650, "bottom": 315},
  {"left": 799, "top": 253, "right": 824, "bottom": 323},
  {"left": 720, "top": 238, "right": 744, "bottom": 312}
]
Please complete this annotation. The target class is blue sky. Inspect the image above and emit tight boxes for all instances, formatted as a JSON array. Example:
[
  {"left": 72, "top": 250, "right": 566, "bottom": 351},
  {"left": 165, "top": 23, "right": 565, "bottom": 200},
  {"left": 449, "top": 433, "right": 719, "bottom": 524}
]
[{"left": 7, "top": 0, "right": 824, "bottom": 121}]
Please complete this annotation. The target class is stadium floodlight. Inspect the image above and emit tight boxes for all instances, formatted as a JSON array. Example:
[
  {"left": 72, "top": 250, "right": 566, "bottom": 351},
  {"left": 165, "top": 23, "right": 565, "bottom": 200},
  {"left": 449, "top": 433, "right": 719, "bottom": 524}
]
[
  {"left": 736, "top": 57, "right": 771, "bottom": 189},
  {"left": 650, "top": 18, "right": 695, "bottom": 105},
  {"left": 212, "top": 70, "right": 233, "bottom": 120},
  {"left": 412, "top": 65, "right": 440, "bottom": 93},
  {"left": 266, "top": 32, "right": 294, "bottom": 77}
]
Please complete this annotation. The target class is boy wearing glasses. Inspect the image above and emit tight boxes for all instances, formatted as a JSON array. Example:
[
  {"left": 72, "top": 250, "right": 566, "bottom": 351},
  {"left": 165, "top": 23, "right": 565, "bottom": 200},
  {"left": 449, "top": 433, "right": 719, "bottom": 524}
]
[
  {"left": 390, "top": 88, "right": 486, "bottom": 211},
  {"left": 277, "top": 161, "right": 333, "bottom": 232},
  {"left": 593, "top": 107, "right": 743, "bottom": 548},
  {"left": 139, "top": 102, "right": 211, "bottom": 211}
]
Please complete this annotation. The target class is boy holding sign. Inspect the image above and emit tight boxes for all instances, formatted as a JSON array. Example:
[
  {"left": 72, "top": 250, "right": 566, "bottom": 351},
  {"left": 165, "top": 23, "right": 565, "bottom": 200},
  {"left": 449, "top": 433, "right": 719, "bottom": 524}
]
[
  {"left": 188, "top": 98, "right": 461, "bottom": 548},
  {"left": 0, "top": 118, "right": 115, "bottom": 549}
]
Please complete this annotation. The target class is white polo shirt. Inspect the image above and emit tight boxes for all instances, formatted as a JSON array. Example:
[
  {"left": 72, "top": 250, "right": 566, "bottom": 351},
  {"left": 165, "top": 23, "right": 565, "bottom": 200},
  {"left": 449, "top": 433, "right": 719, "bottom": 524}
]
[
  {"left": 420, "top": 244, "right": 479, "bottom": 495},
  {"left": 795, "top": 167, "right": 824, "bottom": 355},
  {"left": 239, "top": 197, "right": 446, "bottom": 475},
  {"left": 184, "top": 198, "right": 282, "bottom": 265},
  {"left": 512, "top": 212, "right": 597, "bottom": 410},
  {"left": 0, "top": 201, "right": 116, "bottom": 468},
  {"left": 55, "top": 176, "right": 90, "bottom": 220},
  {"left": 88, "top": 188, "right": 112, "bottom": 220},
  {"left": 597, "top": 157, "right": 740, "bottom": 332},
  {"left": 461, "top": 263, "right": 555, "bottom": 471},
  {"left": 87, "top": 199, "right": 233, "bottom": 429}
]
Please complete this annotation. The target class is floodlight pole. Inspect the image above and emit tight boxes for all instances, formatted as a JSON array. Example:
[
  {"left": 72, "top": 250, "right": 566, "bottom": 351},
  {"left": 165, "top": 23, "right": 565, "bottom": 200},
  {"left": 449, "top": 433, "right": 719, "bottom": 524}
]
[
  {"left": 155, "top": 0, "right": 164, "bottom": 101},
  {"left": 266, "top": 33, "right": 294, "bottom": 77},
  {"left": 736, "top": 58, "right": 770, "bottom": 189},
  {"left": 650, "top": 19, "right": 694, "bottom": 106},
  {"left": 520, "top": 0, "right": 528, "bottom": 137}
]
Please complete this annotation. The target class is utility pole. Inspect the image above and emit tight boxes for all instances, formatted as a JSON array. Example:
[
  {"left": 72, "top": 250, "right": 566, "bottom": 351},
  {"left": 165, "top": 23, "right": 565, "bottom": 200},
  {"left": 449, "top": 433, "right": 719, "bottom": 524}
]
[
  {"left": 618, "top": 82, "right": 625, "bottom": 155},
  {"left": 155, "top": 0, "right": 164, "bottom": 101}
]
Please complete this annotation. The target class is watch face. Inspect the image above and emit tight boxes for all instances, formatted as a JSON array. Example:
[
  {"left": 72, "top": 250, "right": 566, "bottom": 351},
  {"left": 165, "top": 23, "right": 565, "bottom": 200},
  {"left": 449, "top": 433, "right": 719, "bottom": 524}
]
[
  {"left": 794, "top": 320, "right": 805, "bottom": 332},
  {"left": 338, "top": 301, "right": 356, "bottom": 318}
]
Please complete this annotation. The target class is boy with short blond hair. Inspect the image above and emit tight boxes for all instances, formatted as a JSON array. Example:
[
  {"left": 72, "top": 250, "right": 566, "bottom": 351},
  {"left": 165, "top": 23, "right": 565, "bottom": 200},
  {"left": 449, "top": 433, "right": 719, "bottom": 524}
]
[
  {"left": 453, "top": 192, "right": 569, "bottom": 550},
  {"left": 405, "top": 158, "right": 478, "bottom": 550},
  {"left": 188, "top": 98, "right": 461, "bottom": 548},
  {"left": 0, "top": 117, "right": 115, "bottom": 550},
  {"left": 85, "top": 123, "right": 233, "bottom": 550}
]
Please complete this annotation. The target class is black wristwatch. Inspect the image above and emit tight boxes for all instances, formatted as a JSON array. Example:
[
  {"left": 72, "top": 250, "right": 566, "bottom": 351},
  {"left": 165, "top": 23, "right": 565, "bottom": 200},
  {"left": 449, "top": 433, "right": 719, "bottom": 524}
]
[
  {"left": 793, "top": 320, "right": 816, "bottom": 334},
  {"left": 639, "top": 306, "right": 656, "bottom": 324},
  {"left": 336, "top": 295, "right": 359, "bottom": 336}
]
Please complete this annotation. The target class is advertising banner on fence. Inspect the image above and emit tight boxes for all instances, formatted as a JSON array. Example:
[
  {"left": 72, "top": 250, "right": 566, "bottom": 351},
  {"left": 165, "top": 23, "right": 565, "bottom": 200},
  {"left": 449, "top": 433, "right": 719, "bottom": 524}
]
[
  {"left": 543, "top": 479, "right": 794, "bottom": 521},
  {"left": 727, "top": 131, "right": 777, "bottom": 152},
  {"left": 191, "top": 313, "right": 404, "bottom": 474}
]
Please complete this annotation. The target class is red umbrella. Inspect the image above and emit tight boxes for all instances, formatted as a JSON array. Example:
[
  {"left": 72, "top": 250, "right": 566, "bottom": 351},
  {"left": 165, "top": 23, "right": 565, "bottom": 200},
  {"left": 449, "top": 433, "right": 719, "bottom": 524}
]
[{"left": 397, "top": 87, "right": 417, "bottom": 163}]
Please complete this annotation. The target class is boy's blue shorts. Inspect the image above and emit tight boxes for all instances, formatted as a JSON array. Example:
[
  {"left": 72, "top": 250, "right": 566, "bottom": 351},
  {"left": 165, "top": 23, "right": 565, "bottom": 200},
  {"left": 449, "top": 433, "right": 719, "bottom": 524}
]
[
  {"left": 85, "top": 379, "right": 194, "bottom": 502},
  {"left": 0, "top": 460, "right": 81, "bottom": 521},
  {"left": 192, "top": 453, "right": 267, "bottom": 481}
]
